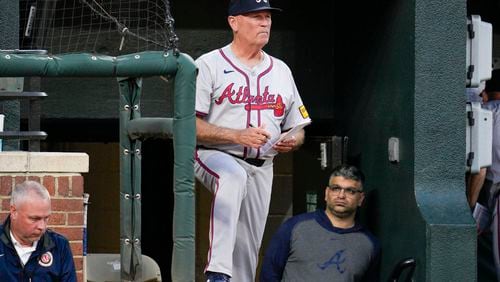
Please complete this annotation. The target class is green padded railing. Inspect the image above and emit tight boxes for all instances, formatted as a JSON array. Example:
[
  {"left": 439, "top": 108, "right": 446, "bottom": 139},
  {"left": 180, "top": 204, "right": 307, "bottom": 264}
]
[{"left": 0, "top": 50, "right": 197, "bottom": 282}]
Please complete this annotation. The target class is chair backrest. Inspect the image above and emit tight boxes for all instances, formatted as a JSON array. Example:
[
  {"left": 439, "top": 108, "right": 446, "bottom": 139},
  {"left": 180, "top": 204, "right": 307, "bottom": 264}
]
[
  {"left": 388, "top": 257, "right": 416, "bottom": 282},
  {"left": 86, "top": 253, "right": 161, "bottom": 282},
  {"left": 142, "top": 254, "right": 162, "bottom": 282}
]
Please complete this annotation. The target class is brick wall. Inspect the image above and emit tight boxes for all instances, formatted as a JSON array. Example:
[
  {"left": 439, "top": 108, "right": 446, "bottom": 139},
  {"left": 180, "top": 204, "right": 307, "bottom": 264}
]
[
  {"left": 0, "top": 174, "right": 85, "bottom": 281},
  {"left": 0, "top": 152, "right": 88, "bottom": 282}
]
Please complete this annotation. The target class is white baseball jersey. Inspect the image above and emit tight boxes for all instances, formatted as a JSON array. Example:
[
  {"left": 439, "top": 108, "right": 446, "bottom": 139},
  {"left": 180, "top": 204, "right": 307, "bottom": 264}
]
[
  {"left": 194, "top": 44, "right": 311, "bottom": 281},
  {"left": 195, "top": 44, "right": 311, "bottom": 159}
]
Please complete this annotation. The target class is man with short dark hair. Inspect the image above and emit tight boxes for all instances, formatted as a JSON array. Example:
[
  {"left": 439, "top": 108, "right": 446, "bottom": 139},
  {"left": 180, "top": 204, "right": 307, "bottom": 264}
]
[
  {"left": 260, "top": 165, "right": 380, "bottom": 282},
  {"left": 0, "top": 180, "right": 77, "bottom": 281}
]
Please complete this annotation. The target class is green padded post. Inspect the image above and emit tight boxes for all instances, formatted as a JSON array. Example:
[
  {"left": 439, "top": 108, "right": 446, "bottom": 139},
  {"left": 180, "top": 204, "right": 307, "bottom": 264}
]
[
  {"left": 118, "top": 77, "right": 143, "bottom": 281},
  {"left": 171, "top": 53, "right": 197, "bottom": 282},
  {"left": 0, "top": 50, "right": 197, "bottom": 282}
]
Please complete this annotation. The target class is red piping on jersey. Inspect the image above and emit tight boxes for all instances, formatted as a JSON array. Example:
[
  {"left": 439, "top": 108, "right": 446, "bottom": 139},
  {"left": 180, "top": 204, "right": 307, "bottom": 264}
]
[
  {"left": 219, "top": 48, "right": 252, "bottom": 158},
  {"left": 196, "top": 110, "right": 208, "bottom": 118},
  {"left": 195, "top": 149, "right": 220, "bottom": 272},
  {"left": 255, "top": 57, "right": 274, "bottom": 158},
  {"left": 218, "top": 48, "right": 274, "bottom": 159}
]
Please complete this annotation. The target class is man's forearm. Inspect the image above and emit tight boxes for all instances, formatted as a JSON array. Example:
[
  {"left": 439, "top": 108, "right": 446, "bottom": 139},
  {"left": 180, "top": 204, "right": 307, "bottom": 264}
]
[
  {"left": 196, "top": 118, "right": 238, "bottom": 145},
  {"left": 467, "top": 167, "right": 487, "bottom": 208},
  {"left": 292, "top": 129, "right": 305, "bottom": 150}
]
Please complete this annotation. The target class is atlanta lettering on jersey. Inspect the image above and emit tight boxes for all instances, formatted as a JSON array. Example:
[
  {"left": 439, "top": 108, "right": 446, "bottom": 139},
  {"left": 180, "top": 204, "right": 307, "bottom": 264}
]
[{"left": 215, "top": 83, "right": 285, "bottom": 116}]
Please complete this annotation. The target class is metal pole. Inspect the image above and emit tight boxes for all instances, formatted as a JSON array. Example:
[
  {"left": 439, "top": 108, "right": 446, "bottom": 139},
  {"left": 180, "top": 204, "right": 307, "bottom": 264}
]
[{"left": 83, "top": 193, "right": 90, "bottom": 282}]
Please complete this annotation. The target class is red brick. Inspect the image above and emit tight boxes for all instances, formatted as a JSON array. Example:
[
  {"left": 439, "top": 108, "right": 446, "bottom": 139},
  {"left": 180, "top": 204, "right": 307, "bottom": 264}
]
[
  {"left": 68, "top": 213, "right": 84, "bottom": 225},
  {"left": 58, "top": 177, "right": 70, "bottom": 196},
  {"left": 1, "top": 199, "right": 10, "bottom": 210},
  {"left": 73, "top": 257, "right": 83, "bottom": 271},
  {"left": 48, "top": 213, "right": 66, "bottom": 226},
  {"left": 50, "top": 227, "right": 83, "bottom": 241},
  {"left": 72, "top": 176, "right": 84, "bottom": 197},
  {"left": 27, "top": 176, "right": 40, "bottom": 183},
  {"left": 0, "top": 176, "right": 12, "bottom": 196},
  {"left": 51, "top": 199, "right": 84, "bottom": 212},
  {"left": 70, "top": 242, "right": 83, "bottom": 256},
  {"left": 43, "top": 176, "right": 56, "bottom": 196},
  {"left": 0, "top": 212, "right": 9, "bottom": 222},
  {"left": 15, "top": 176, "right": 26, "bottom": 185},
  {"left": 76, "top": 271, "right": 83, "bottom": 282}
]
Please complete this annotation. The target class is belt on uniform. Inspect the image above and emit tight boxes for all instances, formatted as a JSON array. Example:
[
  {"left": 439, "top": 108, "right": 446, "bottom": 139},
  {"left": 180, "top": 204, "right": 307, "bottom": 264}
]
[
  {"left": 196, "top": 146, "right": 267, "bottom": 167},
  {"left": 230, "top": 154, "right": 266, "bottom": 167}
]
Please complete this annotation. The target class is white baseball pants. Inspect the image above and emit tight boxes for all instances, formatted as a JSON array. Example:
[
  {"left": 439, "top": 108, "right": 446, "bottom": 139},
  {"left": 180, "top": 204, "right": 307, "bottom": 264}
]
[{"left": 195, "top": 149, "right": 273, "bottom": 282}]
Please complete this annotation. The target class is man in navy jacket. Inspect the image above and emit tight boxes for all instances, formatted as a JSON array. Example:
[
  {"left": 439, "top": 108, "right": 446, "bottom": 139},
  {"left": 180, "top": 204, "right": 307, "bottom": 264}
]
[
  {"left": 0, "top": 180, "right": 76, "bottom": 281},
  {"left": 261, "top": 165, "right": 380, "bottom": 282}
]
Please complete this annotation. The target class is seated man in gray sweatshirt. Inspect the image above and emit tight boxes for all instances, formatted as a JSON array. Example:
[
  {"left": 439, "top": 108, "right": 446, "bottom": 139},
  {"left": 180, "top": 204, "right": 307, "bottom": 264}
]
[{"left": 260, "top": 164, "right": 380, "bottom": 282}]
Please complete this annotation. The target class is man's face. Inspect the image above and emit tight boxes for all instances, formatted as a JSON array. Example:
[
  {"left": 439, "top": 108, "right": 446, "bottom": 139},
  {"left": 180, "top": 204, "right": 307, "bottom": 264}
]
[
  {"left": 229, "top": 10, "right": 272, "bottom": 48},
  {"left": 10, "top": 195, "right": 51, "bottom": 246},
  {"left": 325, "top": 176, "right": 364, "bottom": 219}
]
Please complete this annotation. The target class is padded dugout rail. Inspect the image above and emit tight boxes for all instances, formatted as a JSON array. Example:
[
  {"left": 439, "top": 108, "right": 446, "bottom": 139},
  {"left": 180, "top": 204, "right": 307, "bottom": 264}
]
[{"left": 0, "top": 50, "right": 197, "bottom": 282}]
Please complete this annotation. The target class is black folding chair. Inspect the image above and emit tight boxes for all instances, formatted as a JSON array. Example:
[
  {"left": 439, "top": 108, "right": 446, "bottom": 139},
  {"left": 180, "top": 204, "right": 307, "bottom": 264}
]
[{"left": 388, "top": 257, "right": 416, "bottom": 282}]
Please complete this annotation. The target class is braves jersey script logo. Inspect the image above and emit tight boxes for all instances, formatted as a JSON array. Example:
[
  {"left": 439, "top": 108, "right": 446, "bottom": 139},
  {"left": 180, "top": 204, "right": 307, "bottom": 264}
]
[
  {"left": 215, "top": 83, "right": 285, "bottom": 117},
  {"left": 317, "top": 249, "right": 346, "bottom": 273}
]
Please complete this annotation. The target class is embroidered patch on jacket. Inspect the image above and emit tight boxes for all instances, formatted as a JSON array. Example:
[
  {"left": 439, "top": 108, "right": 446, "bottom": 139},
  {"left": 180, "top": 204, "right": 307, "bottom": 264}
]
[
  {"left": 39, "top": 251, "right": 53, "bottom": 267},
  {"left": 299, "top": 105, "right": 309, "bottom": 119}
]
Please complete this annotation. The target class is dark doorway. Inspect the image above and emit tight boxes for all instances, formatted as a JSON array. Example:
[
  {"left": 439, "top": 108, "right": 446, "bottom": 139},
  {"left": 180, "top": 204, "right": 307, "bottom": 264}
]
[{"left": 141, "top": 138, "right": 174, "bottom": 280}]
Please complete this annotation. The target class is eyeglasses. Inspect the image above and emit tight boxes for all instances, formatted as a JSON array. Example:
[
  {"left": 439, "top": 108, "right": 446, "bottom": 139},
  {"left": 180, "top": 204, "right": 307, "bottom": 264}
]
[{"left": 328, "top": 185, "right": 363, "bottom": 196}]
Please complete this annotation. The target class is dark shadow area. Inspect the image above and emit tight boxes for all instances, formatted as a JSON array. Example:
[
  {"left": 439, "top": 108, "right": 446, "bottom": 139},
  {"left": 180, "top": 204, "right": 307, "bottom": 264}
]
[
  {"left": 293, "top": 136, "right": 337, "bottom": 214},
  {"left": 358, "top": 189, "right": 380, "bottom": 236},
  {"left": 141, "top": 138, "right": 174, "bottom": 281},
  {"left": 39, "top": 118, "right": 119, "bottom": 143},
  {"left": 333, "top": 1, "right": 398, "bottom": 135},
  {"left": 468, "top": 0, "right": 500, "bottom": 31}
]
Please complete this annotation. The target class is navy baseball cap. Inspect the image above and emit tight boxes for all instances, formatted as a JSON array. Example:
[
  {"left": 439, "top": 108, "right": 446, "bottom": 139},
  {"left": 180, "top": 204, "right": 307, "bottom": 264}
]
[{"left": 228, "top": 0, "right": 282, "bottom": 16}]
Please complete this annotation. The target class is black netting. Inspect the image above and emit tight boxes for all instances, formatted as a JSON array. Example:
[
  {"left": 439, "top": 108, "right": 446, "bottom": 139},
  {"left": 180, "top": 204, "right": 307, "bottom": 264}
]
[{"left": 19, "top": 0, "right": 178, "bottom": 56}]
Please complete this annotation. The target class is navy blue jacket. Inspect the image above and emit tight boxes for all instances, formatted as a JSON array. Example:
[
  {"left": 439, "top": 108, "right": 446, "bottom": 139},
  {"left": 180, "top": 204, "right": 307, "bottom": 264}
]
[{"left": 0, "top": 217, "right": 77, "bottom": 282}]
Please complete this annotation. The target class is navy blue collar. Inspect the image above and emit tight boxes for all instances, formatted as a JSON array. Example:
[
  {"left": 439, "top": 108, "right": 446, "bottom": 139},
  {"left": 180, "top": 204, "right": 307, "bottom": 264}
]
[{"left": 316, "top": 209, "right": 364, "bottom": 234}]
